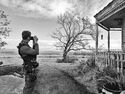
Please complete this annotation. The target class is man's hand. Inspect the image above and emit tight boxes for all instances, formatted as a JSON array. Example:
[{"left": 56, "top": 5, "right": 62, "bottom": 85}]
[{"left": 33, "top": 36, "right": 38, "bottom": 43}]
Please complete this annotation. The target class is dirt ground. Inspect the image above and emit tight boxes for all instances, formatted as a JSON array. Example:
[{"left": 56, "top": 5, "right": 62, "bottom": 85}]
[
  {"left": 0, "top": 56, "right": 80, "bottom": 93},
  {"left": 32, "top": 63, "right": 95, "bottom": 94}
]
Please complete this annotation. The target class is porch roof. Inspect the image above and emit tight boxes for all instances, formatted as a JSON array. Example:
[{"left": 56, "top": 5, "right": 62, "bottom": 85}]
[{"left": 94, "top": 0, "right": 125, "bottom": 29}]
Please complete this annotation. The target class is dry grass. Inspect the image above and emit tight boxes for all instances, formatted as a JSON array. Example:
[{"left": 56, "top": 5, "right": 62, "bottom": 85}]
[{"left": 0, "top": 50, "right": 99, "bottom": 94}]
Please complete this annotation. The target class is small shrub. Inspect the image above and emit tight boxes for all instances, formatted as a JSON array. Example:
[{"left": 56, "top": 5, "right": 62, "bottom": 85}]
[
  {"left": 56, "top": 59, "right": 63, "bottom": 63},
  {"left": 73, "top": 56, "right": 97, "bottom": 76},
  {"left": 69, "top": 56, "right": 99, "bottom": 93},
  {"left": 66, "top": 58, "right": 78, "bottom": 63},
  {"left": 56, "top": 56, "right": 78, "bottom": 63},
  {"left": 0, "top": 61, "right": 3, "bottom": 65},
  {"left": 95, "top": 66, "right": 125, "bottom": 92},
  {"left": 95, "top": 66, "right": 118, "bottom": 79},
  {"left": 86, "top": 56, "right": 96, "bottom": 68}
]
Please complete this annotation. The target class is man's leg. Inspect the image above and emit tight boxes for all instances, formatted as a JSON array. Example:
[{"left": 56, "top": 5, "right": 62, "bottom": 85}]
[{"left": 23, "top": 73, "right": 36, "bottom": 94}]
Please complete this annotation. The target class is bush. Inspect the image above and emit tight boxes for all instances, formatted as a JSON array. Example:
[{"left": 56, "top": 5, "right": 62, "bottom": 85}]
[
  {"left": 56, "top": 56, "right": 78, "bottom": 63},
  {"left": 95, "top": 66, "right": 125, "bottom": 93},
  {"left": 69, "top": 56, "right": 99, "bottom": 93},
  {"left": 56, "top": 59, "right": 63, "bottom": 63},
  {"left": 0, "top": 61, "right": 3, "bottom": 65},
  {"left": 95, "top": 66, "right": 118, "bottom": 79}
]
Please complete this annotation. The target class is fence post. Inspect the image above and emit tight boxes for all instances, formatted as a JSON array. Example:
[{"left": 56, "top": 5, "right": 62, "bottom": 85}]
[
  {"left": 120, "top": 53, "right": 123, "bottom": 74},
  {"left": 105, "top": 52, "right": 107, "bottom": 67},
  {"left": 95, "top": 21, "right": 99, "bottom": 65},
  {"left": 123, "top": 53, "right": 125, "bottom": 75},
  {"left": 117, "top": 54, "right": 120, "bottom": 73},
  {"left": 107, "top": 51, "right": 110, "bottom": 66}
]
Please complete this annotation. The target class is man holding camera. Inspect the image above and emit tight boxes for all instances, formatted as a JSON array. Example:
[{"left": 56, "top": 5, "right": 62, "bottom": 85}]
[{"left": 17, "top": 30, "right": 39, "bottom": 94}]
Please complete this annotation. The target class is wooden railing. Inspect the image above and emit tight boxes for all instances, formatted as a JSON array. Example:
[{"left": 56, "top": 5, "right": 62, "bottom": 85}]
[{"left": 97, "top": 50, "right": 125, "bottom": 74}]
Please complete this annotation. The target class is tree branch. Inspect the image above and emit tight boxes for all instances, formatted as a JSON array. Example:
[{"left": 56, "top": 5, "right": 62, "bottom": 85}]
[{"left": 0, "top": 65, "right": 23, "bottom": 77}]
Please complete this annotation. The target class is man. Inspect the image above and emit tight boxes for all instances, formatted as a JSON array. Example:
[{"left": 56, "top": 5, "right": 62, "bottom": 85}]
[{"left": 17, "top": 30, "right": 39, "bottom": 94}]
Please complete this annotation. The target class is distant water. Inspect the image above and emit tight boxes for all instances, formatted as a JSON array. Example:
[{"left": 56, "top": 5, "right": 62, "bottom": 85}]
[
  {"left": 0, "top": 49, "right": 63, "bottom": 65},
  {"left": 0, "top": 49, "right": 62, "bottom": 57}
]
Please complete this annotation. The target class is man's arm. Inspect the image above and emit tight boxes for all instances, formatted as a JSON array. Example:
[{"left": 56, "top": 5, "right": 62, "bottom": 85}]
[
  {"left": 20, "top": 44, "right": 39, "bottom": 55},
  {"left": 33, "top": 36, "right": 39, "bottom": 54},
  {"left": 33, "top": 43, "right": 39, "bottom": 54}
]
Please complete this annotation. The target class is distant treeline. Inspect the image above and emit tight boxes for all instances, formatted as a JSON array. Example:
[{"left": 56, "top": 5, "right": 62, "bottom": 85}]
[{"left": 73, "top": 51, "right": 94, "bottom": 56}]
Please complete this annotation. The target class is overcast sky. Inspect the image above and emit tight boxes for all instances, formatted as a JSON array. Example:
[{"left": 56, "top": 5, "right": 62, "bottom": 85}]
[{"left": 0, "top": 0, "right": 121, "bottom": 50}]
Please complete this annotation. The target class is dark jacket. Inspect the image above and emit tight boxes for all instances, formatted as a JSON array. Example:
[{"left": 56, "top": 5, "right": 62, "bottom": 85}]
[{"left": 17, "top": 40, "right": 39, "bottom": 66}]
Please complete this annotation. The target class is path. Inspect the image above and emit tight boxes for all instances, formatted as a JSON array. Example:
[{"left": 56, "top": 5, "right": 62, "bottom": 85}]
[
  {"left": 0, "top": 57, "right": 95, "bottom": 94},
  {"left": 30, "top": 63, "right": 95, "bottom": 94}
]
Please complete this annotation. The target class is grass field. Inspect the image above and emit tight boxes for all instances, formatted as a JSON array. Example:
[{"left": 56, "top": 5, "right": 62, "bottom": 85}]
[
  {"left": 0, "top": 49, "right": 62, "bottom": 65},
  {"left": 0, "top": 49, "right": 64, "bottom": 94},
  {"left": 0, "top": 49, "right": 87, "bottom": 94}
]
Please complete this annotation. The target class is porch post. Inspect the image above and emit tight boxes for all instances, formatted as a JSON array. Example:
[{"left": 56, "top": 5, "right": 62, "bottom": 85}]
[
  {"left": 95, "top": 20, "right": 99, "bottom": 64},
  {"left": 108, "top": 29, "right": 110, "bottom": 52},
  {"left": 107, "top": 29, "right": 110, "bottom": 66},
  {"left": 96, "top": 21, "right": 99, "bottom": 54},
  {"left": 121, "top": 18, "right": 125, "bottom": 74},
  {"left": 122, "top": 18, "right": 125, "bottom": 51}
]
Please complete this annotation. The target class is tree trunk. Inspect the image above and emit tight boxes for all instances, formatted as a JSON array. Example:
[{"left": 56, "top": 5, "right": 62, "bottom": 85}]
[
  {"left": 0, "top": 65, "right": 22, "bottom": 76},
  {"left": 62, "top": 51, "right": 68, "bottom": 63}
]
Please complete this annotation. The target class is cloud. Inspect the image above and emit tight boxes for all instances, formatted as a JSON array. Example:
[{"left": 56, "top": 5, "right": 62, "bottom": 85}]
[
  {"left": 0, "top": 0, "right": 75, "bottom": 18},
  {"left": 50, "top": 0, "right": 74, "bottom": 16},
  {"left": 0, "top": 0, "right": 112, "bottom": 20},
  {"left": 71, "top": 0, "right": 112, "bottom": 23}
]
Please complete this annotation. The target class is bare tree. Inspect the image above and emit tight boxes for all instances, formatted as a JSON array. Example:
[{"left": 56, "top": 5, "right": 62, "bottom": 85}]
[
  {"left": 52, "top": 12, "right": 96, "bottom": 62},
  {"left": 0, "top": 10, "right": 11, "bottom": 49},
  {"left": 0, "top": 10, "right": 22, "bottom": 78}
]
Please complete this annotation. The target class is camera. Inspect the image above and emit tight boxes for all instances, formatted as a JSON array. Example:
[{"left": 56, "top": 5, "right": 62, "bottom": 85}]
[{"left": 30, "top": 36, "right": 34, "bottom": 40}]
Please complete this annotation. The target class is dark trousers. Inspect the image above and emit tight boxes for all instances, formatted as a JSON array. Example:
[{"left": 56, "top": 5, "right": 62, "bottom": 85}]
[{"left": 23, "top": 69, "right": 37, "bottom": 94}]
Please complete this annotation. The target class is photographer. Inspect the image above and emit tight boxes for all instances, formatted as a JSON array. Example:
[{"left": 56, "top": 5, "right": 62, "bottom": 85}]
[{"left": 17, "top": 30, "right": 39, "bottom": 94}]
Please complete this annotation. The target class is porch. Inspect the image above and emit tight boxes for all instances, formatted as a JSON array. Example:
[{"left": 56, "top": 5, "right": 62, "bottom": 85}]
[
  {"left": 97, "top": 50, "right": 125, "bottom": 74},
  {"left": 94, "top": 0, "right": 125, "bottom": 74}
]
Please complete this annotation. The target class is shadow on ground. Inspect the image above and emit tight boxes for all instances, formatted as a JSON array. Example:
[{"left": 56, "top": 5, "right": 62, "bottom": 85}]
[{"left": 31, "top": 65, "right": 95, "bottom": 94}]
